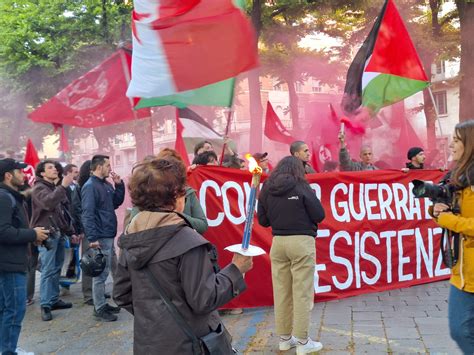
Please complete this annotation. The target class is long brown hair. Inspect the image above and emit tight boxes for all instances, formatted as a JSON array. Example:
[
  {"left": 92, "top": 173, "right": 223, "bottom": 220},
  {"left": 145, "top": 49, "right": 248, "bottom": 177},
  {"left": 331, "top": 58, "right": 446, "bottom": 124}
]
[{"left": 452, "top": 120, "right": 474, "bottom": 187}]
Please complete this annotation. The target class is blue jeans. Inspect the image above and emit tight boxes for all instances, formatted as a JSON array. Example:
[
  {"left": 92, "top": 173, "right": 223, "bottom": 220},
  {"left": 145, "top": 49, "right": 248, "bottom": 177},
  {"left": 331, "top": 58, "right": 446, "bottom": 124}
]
[
  {"left": 0, "top": 271, "right": 27, "bottom": 354},
  {"left": 92, "top": 238, "right": 114, "bottom": 310},
  {"left": 449, "top": 285, "right": 474, "bottom": 354},
  {"left": 38, "top": 237, "right": 65, "bottom": 308}
]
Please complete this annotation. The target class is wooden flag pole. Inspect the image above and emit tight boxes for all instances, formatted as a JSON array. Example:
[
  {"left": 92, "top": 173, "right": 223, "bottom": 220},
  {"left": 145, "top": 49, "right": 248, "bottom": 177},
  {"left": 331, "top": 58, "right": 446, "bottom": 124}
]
[{"left": 219, "top": 107, "right": 233, "bottom": 166}]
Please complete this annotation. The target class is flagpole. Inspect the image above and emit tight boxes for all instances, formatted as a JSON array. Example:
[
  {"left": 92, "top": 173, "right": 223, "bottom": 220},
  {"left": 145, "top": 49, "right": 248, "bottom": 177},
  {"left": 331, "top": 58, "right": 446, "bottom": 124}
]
[
  {"left": 219, "top": 107, "right": 233, "bottom": 166},
  {"left": 427, "top": 87, "right": 448, "bottom": 169}
]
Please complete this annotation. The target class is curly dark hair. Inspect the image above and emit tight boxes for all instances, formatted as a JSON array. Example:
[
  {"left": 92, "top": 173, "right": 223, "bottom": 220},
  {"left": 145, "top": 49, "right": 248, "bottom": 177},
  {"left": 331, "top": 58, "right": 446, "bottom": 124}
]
[
  {"left": 78, "top": 160, "right": 92, "bottom": 188},
  {"left": 128, "top": 158, "right": 186, "bottom": 211},
  {"left": 35, "top": 159, "right": 57, "bottom": 178},
  {"left": 193, "top": 140, "right": 213, "bottom": 156},
  {"left": 193, "top": 151, "right": 218, "bottom": 165}
]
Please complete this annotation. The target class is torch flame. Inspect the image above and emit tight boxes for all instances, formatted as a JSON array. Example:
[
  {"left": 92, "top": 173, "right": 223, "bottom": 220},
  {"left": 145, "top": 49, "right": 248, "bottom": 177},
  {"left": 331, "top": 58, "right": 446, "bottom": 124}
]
[{"left": 245, "top": 153, "right": 262, "bottom": 175}]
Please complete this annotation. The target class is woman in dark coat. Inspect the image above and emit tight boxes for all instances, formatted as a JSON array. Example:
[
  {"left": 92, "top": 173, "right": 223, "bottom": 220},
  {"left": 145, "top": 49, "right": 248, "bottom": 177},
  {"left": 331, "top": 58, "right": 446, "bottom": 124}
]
[
  {"left": 257, "top": 156, "right": 325, "bottom": 354},
  {"left": 113, "top": 157, "right": 253, "bottom": 354}
]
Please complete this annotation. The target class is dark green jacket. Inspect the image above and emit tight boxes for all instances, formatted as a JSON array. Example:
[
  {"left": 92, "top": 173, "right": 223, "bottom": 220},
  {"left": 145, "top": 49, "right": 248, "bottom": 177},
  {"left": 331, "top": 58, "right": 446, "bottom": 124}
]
[
  {"left": 182, "top": 186, "right": 208, "bottom": 234},
  {"left": 125, "top": 187, "right": 208, "bottom": 234}
]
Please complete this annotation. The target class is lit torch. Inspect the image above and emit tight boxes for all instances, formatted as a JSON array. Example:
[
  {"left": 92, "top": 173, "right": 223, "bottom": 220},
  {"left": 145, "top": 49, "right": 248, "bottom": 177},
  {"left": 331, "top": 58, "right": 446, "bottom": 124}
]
[{"left": 225, "top": 154, "right": 266, "bottom": 257}]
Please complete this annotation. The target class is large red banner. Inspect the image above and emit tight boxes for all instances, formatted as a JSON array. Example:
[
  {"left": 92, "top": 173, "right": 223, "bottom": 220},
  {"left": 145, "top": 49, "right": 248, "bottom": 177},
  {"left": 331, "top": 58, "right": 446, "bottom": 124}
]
[{"left": 187, "top": 167, "right": 449, "bottom": 308}]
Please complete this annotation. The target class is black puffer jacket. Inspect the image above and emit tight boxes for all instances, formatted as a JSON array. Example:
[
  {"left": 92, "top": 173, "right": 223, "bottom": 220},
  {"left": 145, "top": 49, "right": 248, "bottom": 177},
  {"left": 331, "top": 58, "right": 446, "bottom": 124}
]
[
  {"left": 114, "top": 211, "right": 246, "bottom": 354},
  {"left": 0, "top": 183, "right": 36, "bottom": 272},
  {"left": 257, "top": 174, "right": 325, "bottom": 236}
]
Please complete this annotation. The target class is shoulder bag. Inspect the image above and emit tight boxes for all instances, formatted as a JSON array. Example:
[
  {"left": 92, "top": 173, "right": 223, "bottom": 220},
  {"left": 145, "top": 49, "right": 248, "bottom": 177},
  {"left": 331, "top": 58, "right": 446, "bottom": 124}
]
[{"left": 143, "top": 267, "right": 234, "bottom": 355}]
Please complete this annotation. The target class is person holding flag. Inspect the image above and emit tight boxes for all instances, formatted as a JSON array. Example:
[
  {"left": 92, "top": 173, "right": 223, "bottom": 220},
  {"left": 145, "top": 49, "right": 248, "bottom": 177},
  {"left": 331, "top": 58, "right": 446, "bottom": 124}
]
[{"left": 338, "top": 131, "right": 377, "bottom": 172}]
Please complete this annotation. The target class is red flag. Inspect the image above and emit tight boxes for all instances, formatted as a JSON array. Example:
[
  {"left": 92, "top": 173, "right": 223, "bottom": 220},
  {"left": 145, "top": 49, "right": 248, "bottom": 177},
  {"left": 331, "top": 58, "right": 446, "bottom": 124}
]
[
  {"left": 174, "top": 109, "right": 191, "bottom": 167},
  {"left": 29, "top": 50, "right": 149, "bottom": 128},
  {"left": 306, "top": 104, "right": 365, "bottom": 172},
  {"left": 59, "top": 126, "right": 70, "bottom": 153},
  {"left": 340, "top": 117, "right": 366, "bottom": 135},
  {"left": 23, "top": 139, "right": 40, "bottom": 185},
  {"left": 306, "top": 104, "right": 340, "bottom": 172},
  {"left": 52, "top": 124, "right": 70, "bottom": 153},
  {"left": 264, "top": 101, "right": 295, "bottom": 145}
]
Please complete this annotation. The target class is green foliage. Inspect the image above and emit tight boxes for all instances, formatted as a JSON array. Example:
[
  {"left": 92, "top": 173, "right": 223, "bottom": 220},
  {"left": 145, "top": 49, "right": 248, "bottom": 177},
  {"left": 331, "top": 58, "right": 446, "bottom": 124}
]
[{"left": 0, "top": 0, "right": 133, "bottom": 152}]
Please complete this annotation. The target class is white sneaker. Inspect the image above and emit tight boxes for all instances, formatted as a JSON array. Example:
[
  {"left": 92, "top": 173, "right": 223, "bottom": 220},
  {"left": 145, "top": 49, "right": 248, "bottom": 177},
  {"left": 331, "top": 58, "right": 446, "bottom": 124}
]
[
  {"left": 229, "top": 308, "right": 243, "bottom": 315},
  {"left": 296, "top": 338, "right": 323, "bottom": 354},
  {"left": 16, "top": 347, "right": 34, "bottom": 355},
  {"left": 279, "top": 336, "right": 297, "bottom": 351}
]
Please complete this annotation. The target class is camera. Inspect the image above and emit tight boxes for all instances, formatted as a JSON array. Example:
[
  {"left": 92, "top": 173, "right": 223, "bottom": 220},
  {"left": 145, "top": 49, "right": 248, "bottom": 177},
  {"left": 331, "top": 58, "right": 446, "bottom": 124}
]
[
  {"left": 411, "top": 179, "right": 457, "bottom": 207},
  {"left": 42, "top": 216, "right": 62, "bottom": 251},
  {"left": 411, "top": 177, "right": 460, "bottom": 268}
]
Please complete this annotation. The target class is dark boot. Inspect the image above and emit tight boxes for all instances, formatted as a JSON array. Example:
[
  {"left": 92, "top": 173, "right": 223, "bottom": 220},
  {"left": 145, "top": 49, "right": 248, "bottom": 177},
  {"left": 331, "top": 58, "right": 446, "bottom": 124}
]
[
  {"left": 41, "top": 306, "right": 52, "bottom": 321},
  {"left": 94, "top": 306, "right": 118, "bottom": 322},
  {"left": 104, "top": 303, "right": 121, "bottom": 314},
  {"left": 51, "top": 299, "right": 73, "bottom": 310}
]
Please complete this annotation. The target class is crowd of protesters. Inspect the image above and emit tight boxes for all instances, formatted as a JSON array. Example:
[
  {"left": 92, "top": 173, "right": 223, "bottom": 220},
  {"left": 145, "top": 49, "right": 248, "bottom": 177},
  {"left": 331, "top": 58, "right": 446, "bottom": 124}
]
[{"left": 1, "top": 120, "right": 473, "bottom": 354}]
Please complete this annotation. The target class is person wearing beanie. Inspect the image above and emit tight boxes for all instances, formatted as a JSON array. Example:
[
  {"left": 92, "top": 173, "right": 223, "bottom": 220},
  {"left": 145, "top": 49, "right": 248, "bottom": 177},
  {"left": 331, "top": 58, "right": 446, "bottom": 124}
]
[
  {"left": 253, "top": 152, "right": 270, "bottom": 174},
  {"left": 405, "top": 147, "right": 425, "bottom": 170}
]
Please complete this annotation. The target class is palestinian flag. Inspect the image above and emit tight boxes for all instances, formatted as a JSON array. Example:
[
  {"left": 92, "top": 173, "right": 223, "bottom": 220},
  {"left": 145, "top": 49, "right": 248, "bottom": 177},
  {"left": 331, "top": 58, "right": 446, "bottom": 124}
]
[
  {"left": 127, "top": 0, "right": 258, "bottom": 100},
  {"left": 135, "top": 78, "right": 235, "bottom": 109},
  {"left": 175, "top": 108, "right": 231, "bottom": 164},
  {"left": 342, "top": 0, "right": 429, "bottom": 115}
]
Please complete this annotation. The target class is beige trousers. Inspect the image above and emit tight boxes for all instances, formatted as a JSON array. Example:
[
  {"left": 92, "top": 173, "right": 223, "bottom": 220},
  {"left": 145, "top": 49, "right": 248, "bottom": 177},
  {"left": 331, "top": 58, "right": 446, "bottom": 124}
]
[{"left": 270, "top": 235, "right": 316, "bottom": 339}]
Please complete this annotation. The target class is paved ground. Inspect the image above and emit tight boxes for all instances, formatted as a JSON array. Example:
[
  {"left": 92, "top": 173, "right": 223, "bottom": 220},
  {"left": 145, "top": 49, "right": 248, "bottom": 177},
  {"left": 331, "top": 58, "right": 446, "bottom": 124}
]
[{"left": 18, "top": 280, "right": 460, "bottom": 354}]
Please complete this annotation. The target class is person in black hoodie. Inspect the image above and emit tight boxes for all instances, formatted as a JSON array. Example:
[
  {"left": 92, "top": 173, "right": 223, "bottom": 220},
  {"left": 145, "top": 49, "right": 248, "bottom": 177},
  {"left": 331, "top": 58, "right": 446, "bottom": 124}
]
[
  {"left": 257, "top": 156, "right": 325, "bottom": 354},
  {"left": 0, "top": 158, "right": 48, "bottom": 354}
]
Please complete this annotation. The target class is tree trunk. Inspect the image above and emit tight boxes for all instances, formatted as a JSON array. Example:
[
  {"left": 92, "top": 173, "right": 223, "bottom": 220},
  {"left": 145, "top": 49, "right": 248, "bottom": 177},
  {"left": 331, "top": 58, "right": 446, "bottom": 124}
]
[
  {"left": 101, "top": 0, "right": 111, "bottom": 44},
  {"left": 456, "top": 1, "right": 474, "bottom": 122},
  {"left": 248, "top": 0, "right": 263, "bottom": 153},
  {"left": 9, "top": 104, "right": 26, "bottom": 151},
  {"left": 248, "top": 70, "right": 263, "bottom": 153},
  {"left": 134, "top": 118, "right": 154, "bottom": 160},
  {"left": 286, "top": 73, "right": 300, "bottom": 135},
  {"left": 423, "top": 88, "right": 437, "bottom": 149},
  {"left": 421, "top": 0, "right": 442, "bottom": 148},
  {"left": 420, "top": 48, "right": 437, "bottom": 147},
  {"left": 93, "top": 126, "right": 113, "bottom": 153}
]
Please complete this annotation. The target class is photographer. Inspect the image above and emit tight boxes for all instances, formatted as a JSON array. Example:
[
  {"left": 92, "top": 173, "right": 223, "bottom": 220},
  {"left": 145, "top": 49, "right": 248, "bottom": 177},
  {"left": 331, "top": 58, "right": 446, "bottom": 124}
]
[
  {"left": 30, "top": 160, "right": 75, "bottom": 321},
  {"left": 431, "top": 120, "right": 474, "bottom": 354},
  {"left": 0, "top": 158, "right": 48, "bottom": 354}
]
